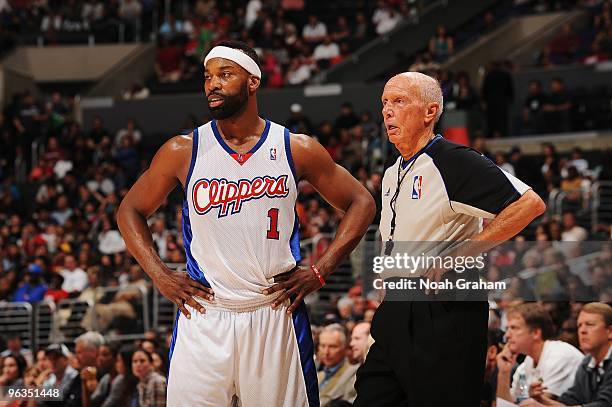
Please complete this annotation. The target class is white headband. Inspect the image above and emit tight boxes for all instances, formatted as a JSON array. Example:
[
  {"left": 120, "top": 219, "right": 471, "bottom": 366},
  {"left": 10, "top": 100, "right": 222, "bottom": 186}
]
[{"left": 204, "top": 46, "right": 261, "bottom": 78}]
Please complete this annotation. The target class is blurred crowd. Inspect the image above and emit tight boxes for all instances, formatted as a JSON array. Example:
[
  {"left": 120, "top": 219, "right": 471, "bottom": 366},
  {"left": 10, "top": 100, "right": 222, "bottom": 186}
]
[
  {"left": 0, "top": 331, "right": 170, "bottom": 406},
  {"left": 1, "top": 86, "right": 611, "bottom": 303},
  {"left": 0, "top": 299, "right": 610, "bottom": 406},
  {"left": 150, "top": 0, "right": 425, "bottom": 89},
  {"left": 0, "top": 98, "right": 610, "bottom": 406},
  {"left": 535, "top": 1, "right": 612, "bottom": 67},
  {"left": 0, "top": 0, "right": 155, "bottom": 51}
]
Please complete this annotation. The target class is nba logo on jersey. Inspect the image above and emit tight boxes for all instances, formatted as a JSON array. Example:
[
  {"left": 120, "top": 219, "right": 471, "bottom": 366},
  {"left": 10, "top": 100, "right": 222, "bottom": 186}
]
[
  {"left": 270, "top": 147, "right": 277, "bottom": 160},
  {"left": 412, "top": 175, "right": 423, "bottom": 199}
]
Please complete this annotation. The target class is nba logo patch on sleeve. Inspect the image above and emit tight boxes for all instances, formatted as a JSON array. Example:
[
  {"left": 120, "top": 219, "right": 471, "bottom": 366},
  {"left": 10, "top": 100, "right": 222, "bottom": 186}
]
[
  {"left": 270, "top": 147, "right": 277, "bottom": 160},
  {"left": 411, "top": 175, "right": 422, "bottom": 199}
]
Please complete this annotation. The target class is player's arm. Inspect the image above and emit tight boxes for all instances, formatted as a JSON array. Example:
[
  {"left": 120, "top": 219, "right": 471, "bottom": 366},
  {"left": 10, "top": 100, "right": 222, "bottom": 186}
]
[
  {"left": 264, "top": 134, "right": 376, "bottom": 313},
  {"left": 117, "top": 135, "right": 213, "bottom": 319}
]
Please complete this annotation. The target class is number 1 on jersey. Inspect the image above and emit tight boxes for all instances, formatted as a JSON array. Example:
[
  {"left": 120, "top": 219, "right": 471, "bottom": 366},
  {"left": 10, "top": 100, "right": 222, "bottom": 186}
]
[{"left": 266, "top": 208, "right": 280, "bottom": 239}]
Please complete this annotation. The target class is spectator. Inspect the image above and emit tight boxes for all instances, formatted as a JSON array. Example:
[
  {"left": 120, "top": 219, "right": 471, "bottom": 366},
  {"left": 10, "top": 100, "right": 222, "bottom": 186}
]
[
  {"left": 568, "top": 147, "right": 589, "bottom": 175},
  {"left": 111, "top": 346, "right": 139, "bottom": 407},
  {"left": 286, "top": 103, "right": 313, "bottom": 134},
  {"left": 522, "top": 80, "right": 545, "bottom": 134},
  {"left": 155, "top": 37, "right": 183, "bottom": 83},
  {"left": 302, "top": 14, "right": 327, "bottom": 44},
  {"left": 115, "top": 135, "right": 140, "bottom": 185},
  {"left": 449, "top": 71, "right": 478, "bottom": 111},
  {"left": 158, "top": 14, "right": 187, "bottom": 41},
  {"left": 374, "top": 7, "right": 402, "bottom": 35},
  {"left": 561, "top": 211, "right": 588, "bottom": 242},
  {"left": 0, "top": 334, "right": 33, "bottom": 365},
  {"left": 41, "top": 9, "right": 64, "bottom": 33},
  {"left": 13, "top": 264, "right": 47, "bottom": 303},
  {"left": 481, "top": 60, "right": 514, "bottom": 138},
  {"left": 481, "top": 329, "right": 504, "bottom": 407},
  {"left": 542, "top": 78, "right": 571, "bottom": 133},
  {"left": 51, "top": 195, "right": 73, "bottom": 226},
  {"left": 495, "top": 152, "right": 515, "bottom": 176},
  {"left": 88, "top": 116, "right": 110, "bottom": 144},
  {"left": 313, "top": 36, "right": 340, "bottom": 69},
  {"left": 285, "top": 57, "right": 314, "bottom": 85},
  {"left": 66, "top": 332, "right": 104, "bottom": 407},
  {"left": 75, "top": 332, "right": 105, "bottom": 370},
  {"left": 0, "top": 354, "right": 27, "bottom": 389},
  {"left": 245, "top": 0, "right": 262, "bottom": 30},
  {"left": 83, "top": 338, "right": 117, "bottom": 407},
  {"left": 521, "top": 302, "right": 612, "bottom": 406},
  {"left": 408, "top": 51, "right": 440, "bottom": 73},
  {"left": 549, "top": 23, "right": 579, "bottom": 64},
  {"left": 560, "top": 166, "right": 583, "bottom": 207},
  {"left": 118, "top": 0, "right": 142, "bottom": 42},
  {"left": 331, "top": 16, "right": 350, "bottom": 44},
  {"left": 352, "top": 12, "right": 369, "bottom": 46},
  {"left": 337, "top": 296, "right": 355, "bottom": 323},
  {"left": 115, "top": 119, "right": 142, "bottom": 148},
  {"left": 260, "top": 51, "right": 284, "bottom": 88},
  {"left": 132, "top": 349, "right": 166, "bottom": 407},
  {"left": 41, "top": 343, "right": 80, "bottom": 406},
  {"left": 496, "top": 303, "right": 584, "bottom": 403},
  {"left": 429, "top": 25, "right": 454, "bottom": 62},
  {"left": 122, "top": 82, "right": 150, "bottom": 100},
  {"left": 82, "top": 0, "right": 105, "bottom": 24},
  {"left": 318, "top": 324, "right": 358, "bottom": 406},
  {"left": 42, "top": 272, "right": 68, "bottom": 303},
  {"left": 150, "top": 350, "right": 167, "bottom": 375},
  {"left": 349, "top": 321, "right": 371, "bottom": 364},
  {"left": 60, "top": 254, "right": 88, "bottom": 295},
  {"left": 334, "top": 102, "right": 359, "bottom": 133}
]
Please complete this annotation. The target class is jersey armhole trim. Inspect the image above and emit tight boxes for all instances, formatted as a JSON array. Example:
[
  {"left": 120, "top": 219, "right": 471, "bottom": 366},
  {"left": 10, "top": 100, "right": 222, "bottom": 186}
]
[
  {"left": 184, "top": 127, "right": 199, "bottom": 199},
  {"left": 426, "top": 151, "right": 455, "bottom": 214},
  {"left": 284, "top": 127, "right": 298, "bottom": 190}
]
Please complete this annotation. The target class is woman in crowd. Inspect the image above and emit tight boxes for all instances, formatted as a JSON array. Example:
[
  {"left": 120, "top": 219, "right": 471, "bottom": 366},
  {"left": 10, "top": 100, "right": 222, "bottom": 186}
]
[
  {"left": 109, "top": 346, "right": 139, "bottom": 407},
  {"left": 0, "top": 354, "right": 27, "bottom": 388},
  {"left": 132, "top": 349, "right": 166, "bottom": 407},
  {"left": 0, "top": 354, "right": 28, "bottom": 407}
]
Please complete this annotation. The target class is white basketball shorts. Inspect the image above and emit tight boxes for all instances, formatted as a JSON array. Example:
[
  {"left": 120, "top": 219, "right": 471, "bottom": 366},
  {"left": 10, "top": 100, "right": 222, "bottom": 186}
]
[{"left": 166, "top": 295, "right": 319, "bottom": 407}]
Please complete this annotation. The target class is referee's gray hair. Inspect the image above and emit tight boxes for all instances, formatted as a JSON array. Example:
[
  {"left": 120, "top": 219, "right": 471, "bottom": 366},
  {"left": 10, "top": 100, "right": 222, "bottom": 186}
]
[
  {"left": 75, "top": 331, "right": 105, "bottom": 350},
  {"left": 399, "top": 72, "right": 444, "bottom": 123},
  {"left": 321, "top": 323, "right": 348, "bottom": 346}
]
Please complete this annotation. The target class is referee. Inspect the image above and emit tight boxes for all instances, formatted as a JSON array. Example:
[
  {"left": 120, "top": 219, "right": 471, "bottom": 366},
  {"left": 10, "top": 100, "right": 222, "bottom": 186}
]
[{"left": 353, "top": 72, "right": 546, "bottom": 407}]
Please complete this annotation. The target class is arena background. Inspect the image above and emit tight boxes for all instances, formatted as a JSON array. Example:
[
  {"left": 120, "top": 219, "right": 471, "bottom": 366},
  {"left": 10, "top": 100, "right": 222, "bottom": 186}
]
[{"left": 0, "top": 0, "right": 611, "bottom": 406}]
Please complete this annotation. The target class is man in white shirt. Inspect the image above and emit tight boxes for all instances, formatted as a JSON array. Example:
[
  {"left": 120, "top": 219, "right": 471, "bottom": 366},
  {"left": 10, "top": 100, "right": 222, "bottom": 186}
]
[
  {"left": 375, "top": 9, "right": 402, "bottom": 35},
  {"left": 497, "top": 303, "right": 584, "bottom": 403},
  {"left": 302, "top": 14, "right": 327, "bottom": 44},
  {"left": 313, "top": 36, "right": 340, "bottom": 67},
  {"left": 60, "top": 254, "right": 88, "bottom": 294},
  {"left": 520, "top": 302, "right": 612, "bottom": 407},
  {"left": 561, "top": 212, "right": 588, "bottom": 242}
]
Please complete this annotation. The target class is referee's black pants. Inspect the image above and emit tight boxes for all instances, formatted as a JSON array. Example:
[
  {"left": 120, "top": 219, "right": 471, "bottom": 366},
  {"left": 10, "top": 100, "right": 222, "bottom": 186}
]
[{"left": 354, "top": 300, "right": 488, "bottom": 407}]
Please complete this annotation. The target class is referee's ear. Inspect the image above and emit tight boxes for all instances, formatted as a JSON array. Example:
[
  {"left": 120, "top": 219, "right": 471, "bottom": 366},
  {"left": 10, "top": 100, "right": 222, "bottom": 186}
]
[{"left": 424, "top": 102, "right": 440, "bottom": 127}]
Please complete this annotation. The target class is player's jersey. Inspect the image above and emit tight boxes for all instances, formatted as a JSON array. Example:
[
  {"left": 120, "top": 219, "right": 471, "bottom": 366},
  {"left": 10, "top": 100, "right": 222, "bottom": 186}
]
[{"left": 182, "top": 119, "right": 300, "bottom": 301}]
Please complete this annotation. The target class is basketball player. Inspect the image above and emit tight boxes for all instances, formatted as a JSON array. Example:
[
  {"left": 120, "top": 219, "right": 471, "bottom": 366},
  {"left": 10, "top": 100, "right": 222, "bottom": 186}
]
[{"left": 117, "top": 40, "right": 375, "bottom": 406}]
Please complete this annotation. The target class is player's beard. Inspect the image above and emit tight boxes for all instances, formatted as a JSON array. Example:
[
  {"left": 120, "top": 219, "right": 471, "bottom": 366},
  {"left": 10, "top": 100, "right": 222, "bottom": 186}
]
[{"left": 207, "top": 82, "right": 249, "bottom": 120}]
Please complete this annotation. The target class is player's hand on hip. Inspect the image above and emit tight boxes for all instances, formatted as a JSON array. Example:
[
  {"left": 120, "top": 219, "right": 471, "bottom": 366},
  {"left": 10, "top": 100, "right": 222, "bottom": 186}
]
[
  {"left": 155, "top": 270, "right": 214, "bottom": 319},
  {"left": 263, "top": 266, "right": 323, "bottom": 314}
]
